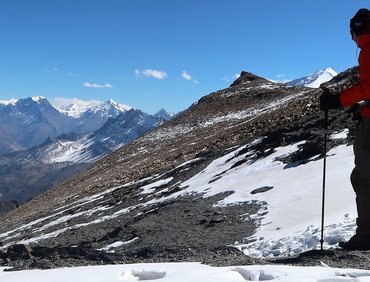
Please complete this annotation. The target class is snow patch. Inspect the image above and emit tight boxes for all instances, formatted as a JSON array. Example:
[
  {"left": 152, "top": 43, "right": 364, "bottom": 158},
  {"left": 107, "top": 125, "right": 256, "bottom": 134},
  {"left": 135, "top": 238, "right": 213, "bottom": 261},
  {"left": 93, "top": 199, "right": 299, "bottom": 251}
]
[
  {"left": 330, "top": 128, "right": 349, "bottom": 140},
  {"left": 140, "top": 177, "right": 174, "bottom": 194},
  {"left": 99, "top": 237, "right": 139, "bottom": 253}
]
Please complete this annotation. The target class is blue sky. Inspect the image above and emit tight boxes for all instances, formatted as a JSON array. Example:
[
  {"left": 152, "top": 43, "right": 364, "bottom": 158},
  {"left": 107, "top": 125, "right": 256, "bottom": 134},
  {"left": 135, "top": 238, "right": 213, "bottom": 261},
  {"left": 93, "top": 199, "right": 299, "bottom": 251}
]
[{"left": 0, "top": 1, "right": 368, "bottom": 114}]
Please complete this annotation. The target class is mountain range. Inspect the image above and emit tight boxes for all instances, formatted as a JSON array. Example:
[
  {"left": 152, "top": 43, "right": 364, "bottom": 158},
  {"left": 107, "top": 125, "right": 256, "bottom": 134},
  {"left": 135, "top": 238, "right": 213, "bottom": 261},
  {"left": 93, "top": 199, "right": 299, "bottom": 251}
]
[
  {"left": 0, "top": 97, "right": 135, "bottom": 155},
  {"left": 0, "top": 98, "right": 172, "bottom": 210},
  {"left": 0, "top": 66, "right": 360, "bottom": 269}
]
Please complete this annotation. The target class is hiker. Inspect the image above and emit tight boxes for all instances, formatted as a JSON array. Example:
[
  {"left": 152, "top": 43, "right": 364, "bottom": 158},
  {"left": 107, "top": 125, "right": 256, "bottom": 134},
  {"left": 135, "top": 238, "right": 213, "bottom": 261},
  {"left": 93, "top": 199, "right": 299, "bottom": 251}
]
[{"left": 319, "top": 8, "right": 370, "bottom": 250}]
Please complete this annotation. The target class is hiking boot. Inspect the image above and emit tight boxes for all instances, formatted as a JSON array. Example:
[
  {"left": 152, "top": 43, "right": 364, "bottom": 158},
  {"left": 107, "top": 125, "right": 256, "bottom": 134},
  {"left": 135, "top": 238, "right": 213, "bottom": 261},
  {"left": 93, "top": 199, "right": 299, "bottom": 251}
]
[{"left": 339, "top": 234, "right": 370, "bottom": 250}]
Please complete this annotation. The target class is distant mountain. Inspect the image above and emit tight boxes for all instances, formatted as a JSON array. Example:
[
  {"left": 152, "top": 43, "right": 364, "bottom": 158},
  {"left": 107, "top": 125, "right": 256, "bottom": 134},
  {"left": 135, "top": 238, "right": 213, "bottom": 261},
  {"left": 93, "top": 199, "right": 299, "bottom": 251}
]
[
  {"left": 0, "top": 97, "right": 132, "bottom": 155},
  {"left": 288, "top": 67, "right": 338, "bottom": 88},
  {"left": 154, "top": 108, "right": 175, "bottom": 120},
  {"left": 55, "top": 98, "right": 131, "bottom": 118},
  {"left": 0, "top": 97, "right": 73, "bottom": 154},
  {"left": 54, "top": 99, "right": 132, "bottom": 134}
]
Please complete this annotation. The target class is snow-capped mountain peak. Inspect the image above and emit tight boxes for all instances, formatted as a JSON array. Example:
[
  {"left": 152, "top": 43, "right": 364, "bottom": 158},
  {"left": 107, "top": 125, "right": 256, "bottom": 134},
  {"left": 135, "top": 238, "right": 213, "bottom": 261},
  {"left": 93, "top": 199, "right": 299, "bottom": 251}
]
[
  {"left": 31, "top": 96, "right": 47, "bottom": 103},
  {"left": 52, "top": 98, "right": 132, "bottom": 118},
  {"left": 106, "top": 99, "right": 132, "bottom": 112},
  {"left": 288, "top": 67, "right": 338, "bottom": 88},
  {"left": 0, "top": 98, "right": 18, "bottom": 106}
]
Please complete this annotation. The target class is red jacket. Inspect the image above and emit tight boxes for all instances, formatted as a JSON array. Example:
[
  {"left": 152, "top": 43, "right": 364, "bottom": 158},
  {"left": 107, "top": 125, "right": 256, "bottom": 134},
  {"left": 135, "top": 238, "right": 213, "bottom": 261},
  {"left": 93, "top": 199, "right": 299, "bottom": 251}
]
[{"left": 340, "top": 34, "right": 370, "bottom": 117}]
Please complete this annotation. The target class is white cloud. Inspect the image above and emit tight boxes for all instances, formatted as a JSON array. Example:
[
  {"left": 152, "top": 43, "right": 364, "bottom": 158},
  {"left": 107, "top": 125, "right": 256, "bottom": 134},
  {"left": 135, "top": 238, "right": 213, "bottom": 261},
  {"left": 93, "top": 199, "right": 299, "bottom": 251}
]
[
  {"left": 142, "top": 69, "right": 168, "bottom": 80},
  {"left": 135, "top": 68, "right": 172, "bottom": 80},
  {"left": 182, "top": 71, "right": 192, "bottom": 81},
  {"left": 83, "top": 82, "right": 113, "bottom": 88},
  {"left": 182, "top": 70, "right": 198, "bottom": 84}
]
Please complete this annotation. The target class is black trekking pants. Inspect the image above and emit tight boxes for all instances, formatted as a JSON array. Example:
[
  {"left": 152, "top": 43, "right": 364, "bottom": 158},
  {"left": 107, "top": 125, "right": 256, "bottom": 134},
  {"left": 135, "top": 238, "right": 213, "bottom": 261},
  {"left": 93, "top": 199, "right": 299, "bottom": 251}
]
[{"left": 351, "top": 117, "right": 370, "bottom": 236}]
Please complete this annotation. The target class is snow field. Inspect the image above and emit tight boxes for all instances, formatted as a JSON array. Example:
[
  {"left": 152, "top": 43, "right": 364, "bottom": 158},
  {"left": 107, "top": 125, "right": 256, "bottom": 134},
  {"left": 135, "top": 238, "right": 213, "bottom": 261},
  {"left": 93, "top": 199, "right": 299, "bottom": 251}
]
[
  {"left": 2, "top": 263, "right": 370, "bottom": 282},
  {"left": 157, "top": 141, "right": 355, "bottom": 258}
]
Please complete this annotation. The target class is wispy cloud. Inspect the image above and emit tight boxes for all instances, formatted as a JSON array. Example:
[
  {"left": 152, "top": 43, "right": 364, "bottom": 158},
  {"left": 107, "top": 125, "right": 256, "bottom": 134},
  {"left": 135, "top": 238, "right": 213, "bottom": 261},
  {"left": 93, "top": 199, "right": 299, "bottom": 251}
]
[
  {"left": 83, "top": 82, "right": 113, "bottom": 88},
  {"left": 142, "top": 69, "right": 168, "bottom": 80},
  {"left": 46, "top": 67, "right": 59, "bottom": 72},
  {"left": 182, "top": 71, "right": 192, "bottom": 81},
  {"left": 182, "top": 71, "right": 198, "bottom": 84}
]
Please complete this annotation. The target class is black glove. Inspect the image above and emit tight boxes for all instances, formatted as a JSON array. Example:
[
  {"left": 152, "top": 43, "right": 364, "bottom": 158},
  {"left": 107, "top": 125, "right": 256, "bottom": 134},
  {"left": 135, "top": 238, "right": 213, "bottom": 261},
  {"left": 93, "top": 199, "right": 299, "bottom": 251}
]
[{"left": 319, "top": 87, "right": 342, "bottom": 111}]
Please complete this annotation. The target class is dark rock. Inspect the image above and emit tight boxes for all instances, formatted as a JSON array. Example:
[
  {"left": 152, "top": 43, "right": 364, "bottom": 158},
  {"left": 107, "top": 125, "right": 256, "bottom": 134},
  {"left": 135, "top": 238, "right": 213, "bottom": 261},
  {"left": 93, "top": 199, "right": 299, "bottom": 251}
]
[
  {"left": 6, "top": 244, "right": 33, "bottom": 260},
  {"left": 251, "top": 186, "right": 274, "bottom": 195},
  {"left": 98, "top": 227, "right": 123, "bottom": 242},
  {"left": 270, "top": 248, "right": 370, "bottom": 270},
  {"left": 0, "top": 250, "right": 7, "bottom": 261},
  {"left": 230, "top": 71, "right": 270, "bottom": 87},
  {"left": 208, "top": 176, "right": 222, "bottom": 184},
  {"left": 230, "top": 159, "right": 248, "bottom": 169},
  {"left": 207, "top": 215, "right": 226, "bottom": 227},
  {"left": 3, "top": 245, "right": 127, "bottom": 270}
]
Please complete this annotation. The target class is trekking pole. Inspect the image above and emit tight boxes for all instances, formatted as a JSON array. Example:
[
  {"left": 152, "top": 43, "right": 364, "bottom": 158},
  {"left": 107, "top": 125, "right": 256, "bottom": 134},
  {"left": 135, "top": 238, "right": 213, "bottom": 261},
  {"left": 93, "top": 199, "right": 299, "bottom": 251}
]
[{"left": 320, "top": 109, "right": 328, "bottom": 251}]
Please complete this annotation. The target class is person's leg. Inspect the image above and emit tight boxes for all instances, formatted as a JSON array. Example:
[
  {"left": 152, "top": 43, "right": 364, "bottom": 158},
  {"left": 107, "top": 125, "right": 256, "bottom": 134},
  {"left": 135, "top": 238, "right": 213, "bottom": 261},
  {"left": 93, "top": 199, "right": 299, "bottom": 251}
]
[{"left": 340, "top": 118, "right": 370, "bottom": 250}]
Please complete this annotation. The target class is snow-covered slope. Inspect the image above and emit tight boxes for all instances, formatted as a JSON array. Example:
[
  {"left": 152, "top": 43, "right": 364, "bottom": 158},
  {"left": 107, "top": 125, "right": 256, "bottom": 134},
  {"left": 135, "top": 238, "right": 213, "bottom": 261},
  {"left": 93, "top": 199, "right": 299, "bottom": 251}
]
[
  {"left": 289, "top": 67, "right": 338, "bottom": 88},
  {"left": 39, "top": 109, "right": 165, "bottom": 163}
]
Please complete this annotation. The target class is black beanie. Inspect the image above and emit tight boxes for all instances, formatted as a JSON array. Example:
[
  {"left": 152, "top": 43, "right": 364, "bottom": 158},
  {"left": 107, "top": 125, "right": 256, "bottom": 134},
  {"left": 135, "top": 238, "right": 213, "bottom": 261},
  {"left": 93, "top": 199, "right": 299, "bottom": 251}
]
[{"left": 350, "top": 8, "right": 370, "bottom": 36}]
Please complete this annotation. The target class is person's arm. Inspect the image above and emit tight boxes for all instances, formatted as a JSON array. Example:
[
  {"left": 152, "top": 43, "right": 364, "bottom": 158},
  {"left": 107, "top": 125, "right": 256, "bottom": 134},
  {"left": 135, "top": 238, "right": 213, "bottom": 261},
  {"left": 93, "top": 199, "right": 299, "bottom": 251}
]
[{"left": 340, "top": 46, "right": 370, "bottom": 107}]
